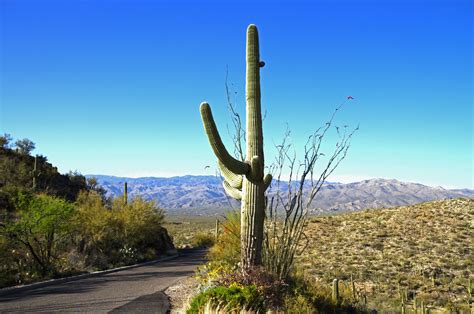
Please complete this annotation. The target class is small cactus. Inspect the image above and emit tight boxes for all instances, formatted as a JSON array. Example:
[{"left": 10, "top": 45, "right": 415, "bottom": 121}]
[
  {"left": 31, "top": 155, "right": 41, "bottom": 190},
  {"left": 468, "top": 277, "right": 472, "bottom": 299},
  {"left": 351, "top": 273, "right": 357, "bottom": 300},
  {"left": 332, "top": 278, "right": 340, "bottom": 302}
]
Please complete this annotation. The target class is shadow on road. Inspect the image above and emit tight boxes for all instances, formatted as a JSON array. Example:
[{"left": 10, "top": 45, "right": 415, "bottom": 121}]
[{"left": 0, "top": 248, "right": 208, "bottom": 313}]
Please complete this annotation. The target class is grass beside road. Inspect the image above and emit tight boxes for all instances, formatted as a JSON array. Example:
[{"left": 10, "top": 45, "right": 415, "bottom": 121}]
[{"left": 164, "top": 215, "right": 216, "bottom": 248}]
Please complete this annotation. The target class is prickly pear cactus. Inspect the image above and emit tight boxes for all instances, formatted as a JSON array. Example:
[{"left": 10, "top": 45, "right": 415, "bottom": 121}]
[{"left": 200, "top": 24, "right": 272, "bottom": 270}]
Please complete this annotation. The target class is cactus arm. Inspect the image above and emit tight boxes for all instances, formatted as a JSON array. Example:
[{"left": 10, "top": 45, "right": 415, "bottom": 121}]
[
  {"left": 263, "top": 173, "right": 272, "bottom": 191},
  {"left": 218, "top": 160, "right": 243, "bottom": 189},
  {"left": 223, "top": 180, "right": 242, "bottom": 200},
  {"left": 200, "top": 102, "right": 249, "bottom": 175}
]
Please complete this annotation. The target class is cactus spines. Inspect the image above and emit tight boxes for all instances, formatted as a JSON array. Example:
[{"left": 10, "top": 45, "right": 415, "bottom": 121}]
[{"left": 200, "top": 24, "right": 272, "bottom": 270}]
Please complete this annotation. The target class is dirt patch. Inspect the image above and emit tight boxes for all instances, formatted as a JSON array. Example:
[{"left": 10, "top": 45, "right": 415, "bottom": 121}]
[{"left": 165, "top": 276, "right": 200, "bottom": 313}]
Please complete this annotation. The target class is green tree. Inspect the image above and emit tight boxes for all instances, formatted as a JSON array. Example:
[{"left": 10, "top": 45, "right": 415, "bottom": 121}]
[
  {"left": 1, "top": 193, "right": 74, "bottom": 277},
  {"left": 86, "top": 177, "right": 108, "bottom": 202},
  {"left": 0, "top": 134, "right": 13, "bottom": 149},
  {"left": 14, "top": 138, "right": 35, "bottom": 155}
]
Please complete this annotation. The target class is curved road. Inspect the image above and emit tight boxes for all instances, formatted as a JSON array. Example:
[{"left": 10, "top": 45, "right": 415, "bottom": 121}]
[{"left": 0, "top": 249, "right": 206, "bottom": 313}]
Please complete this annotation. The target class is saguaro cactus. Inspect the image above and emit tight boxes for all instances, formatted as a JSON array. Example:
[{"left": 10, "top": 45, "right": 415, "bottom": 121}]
[
  {"left": 124, "top": 182, "right": 128, "bottom": 205},
  {"left": 200, "top": 24, "right": 272, "bottom": 270},
  {"left": 32, "top": 155, "right": 41, "bottom": 190}
]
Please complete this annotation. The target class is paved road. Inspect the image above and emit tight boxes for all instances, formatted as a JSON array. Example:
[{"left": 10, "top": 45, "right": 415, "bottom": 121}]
[{"left": 0, "top": 249, "right": 206, "bottom": 313}]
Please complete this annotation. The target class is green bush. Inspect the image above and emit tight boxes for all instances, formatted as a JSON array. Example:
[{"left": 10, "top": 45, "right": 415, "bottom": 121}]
[
  {"left": 74, "top": 191, "right": 168, "bottom": 268},
  {"left": 284, "top": 293, "right": 315, "bottom": 314},
  {"left": 208, "top": 210, "right": 240, "bottom": 266},
  {"left": 2, "top": 192, "right": 74, "bottom": 278},
  {"left": 192, "top": 232, "right": 215, "bottom": 248},
  {"left": 285, "top": 269, "right": 368, "bottom": 313},
  {"left": 187, "top": 284, "right": 265, "bottom": 314}
]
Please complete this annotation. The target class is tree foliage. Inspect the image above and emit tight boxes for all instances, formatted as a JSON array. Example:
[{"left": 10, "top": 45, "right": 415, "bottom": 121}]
[
  {"left": 0, "top": 134, "right": 13, "bottom": 149},
  {"left": 1, "top": 192, "right": 74, "bottom": 277},
  {"left": 14, "top": 138, "right": 36, "bottom": 155},
  {"left": 74, "top": 191, "right": 169, "bottom": 268}
]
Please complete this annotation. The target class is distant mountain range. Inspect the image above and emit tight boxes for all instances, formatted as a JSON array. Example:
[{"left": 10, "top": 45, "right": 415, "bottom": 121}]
[{"left": 86, "top": 175, "right": 474, "bottom": 215}]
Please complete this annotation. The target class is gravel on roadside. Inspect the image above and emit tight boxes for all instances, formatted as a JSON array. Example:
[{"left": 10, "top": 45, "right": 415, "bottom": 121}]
[{"left": 165, "top": 276, "right": 200, "bottom": 314}]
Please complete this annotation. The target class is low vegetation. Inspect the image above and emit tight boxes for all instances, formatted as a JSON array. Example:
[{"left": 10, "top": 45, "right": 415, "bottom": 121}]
[
  {"left": 171, "top": 199, "right": 472, "bottom": 312},
  {"left": 163, "top": 215, "right": 216, "bottom": 248},
  {"left": 300, "top": 198, "right": 473, "bottom": 312},
  {"left": 187, "top": 212, "right": 368, "bottom": 313}
]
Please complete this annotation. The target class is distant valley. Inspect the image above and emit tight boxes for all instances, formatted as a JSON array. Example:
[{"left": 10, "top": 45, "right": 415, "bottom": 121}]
[{"left": 86, "top": 175, "right": 473, "bottom": 215}]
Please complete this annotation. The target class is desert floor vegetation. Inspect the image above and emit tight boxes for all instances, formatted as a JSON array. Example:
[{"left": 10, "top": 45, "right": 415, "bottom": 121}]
[
  {"left": 164, "top": 215, "right": 217, "bottom": 248},
  {"left": 299, "top": 198, "right": 473, "bottom": 312},
  {"left": 168, "top": 199, "right": 473, "bottom": 313}
]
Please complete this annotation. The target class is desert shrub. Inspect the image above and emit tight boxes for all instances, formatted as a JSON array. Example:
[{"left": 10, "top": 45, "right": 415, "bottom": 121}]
[
  {"left": 192, "top": 232, "right": 215, "bottom": 248},
  {"left": 74, "top": 191, "right": 169, "bottom": 269},
  {"left": 113, "top": 196, "right": 166, "bottom": 259},
  {"left": 187, "top": 284, "right": 265, "bottom": 314},
  {"left": 216, "top": 267, "right": 287, "bottom": 310},
  {"left": 1, "top": 192, "right": 75, "bottom": 278},
  {"left": 284, "top": 293, "right": 315, "bottom": 313},
  {"left": 195, "top": 261, "right": 287, "bottom": 309},
  {"left": 285, "top": 268, "right": 369, "bottom": 313},
  {"left": 0, "top": 236, "right": 23, "bottom": 288},
  {"left": 208, "top": 210, "right": 240, "bottom": 266},
  {"left": 73, "top": 190, "right": 118, "bottom": 268}
]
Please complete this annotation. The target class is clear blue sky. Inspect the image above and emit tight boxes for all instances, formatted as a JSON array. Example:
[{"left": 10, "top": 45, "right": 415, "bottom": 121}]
[{"left": 1, "top": 0, "right": 472, "bottom": 188}]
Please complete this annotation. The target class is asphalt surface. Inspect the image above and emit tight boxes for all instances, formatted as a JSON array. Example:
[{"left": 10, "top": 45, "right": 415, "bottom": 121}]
[{"left": 0, "top": 249, "right": 207, "bottom": 313}]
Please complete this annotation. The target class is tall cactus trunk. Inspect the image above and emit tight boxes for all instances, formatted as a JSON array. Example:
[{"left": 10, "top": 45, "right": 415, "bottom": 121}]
[
  {"left": 32, "top": 155, "right": 38, "bottom": 190},
  {"left": 124, "top": 182, "right": 128, "bottom": 205},
  {"left": 242, "top": 25, "right": 265, "bottom": 268},
  {"left": 199, "top": 24, "right": 271, "bottom": 272}
]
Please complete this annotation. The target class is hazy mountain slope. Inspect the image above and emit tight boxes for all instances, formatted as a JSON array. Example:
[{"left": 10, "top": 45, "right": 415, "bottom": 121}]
[
  {"left": 309, "top": 178, "right": 473, "bottom": 213},
  {"left": 87, "top": 175, "right": 473, "bottom": 214}
]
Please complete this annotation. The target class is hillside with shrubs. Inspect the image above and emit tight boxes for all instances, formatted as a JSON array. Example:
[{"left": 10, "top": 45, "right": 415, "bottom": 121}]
[
  {"left": 0, "top": 134, "right": 174, "bottom": 288},
  {"left": 299, "top": 198, "right": 473, "bottom": 312}
]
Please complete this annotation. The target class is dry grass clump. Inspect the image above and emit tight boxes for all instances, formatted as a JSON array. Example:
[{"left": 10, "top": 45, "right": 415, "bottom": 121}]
[{"left": 299, "top": 198, "right": 473, "bottom": 312}]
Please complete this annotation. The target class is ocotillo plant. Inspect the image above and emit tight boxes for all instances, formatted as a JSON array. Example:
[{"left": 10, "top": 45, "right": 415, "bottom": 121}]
[{"left": 200, "top": 24, "right": 272, "bottom": 270}]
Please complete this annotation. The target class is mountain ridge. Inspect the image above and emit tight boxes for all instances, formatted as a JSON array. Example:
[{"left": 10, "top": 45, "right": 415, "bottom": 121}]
[{"left": 86, "top": 174, "right": 474, "bottom": 215}]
